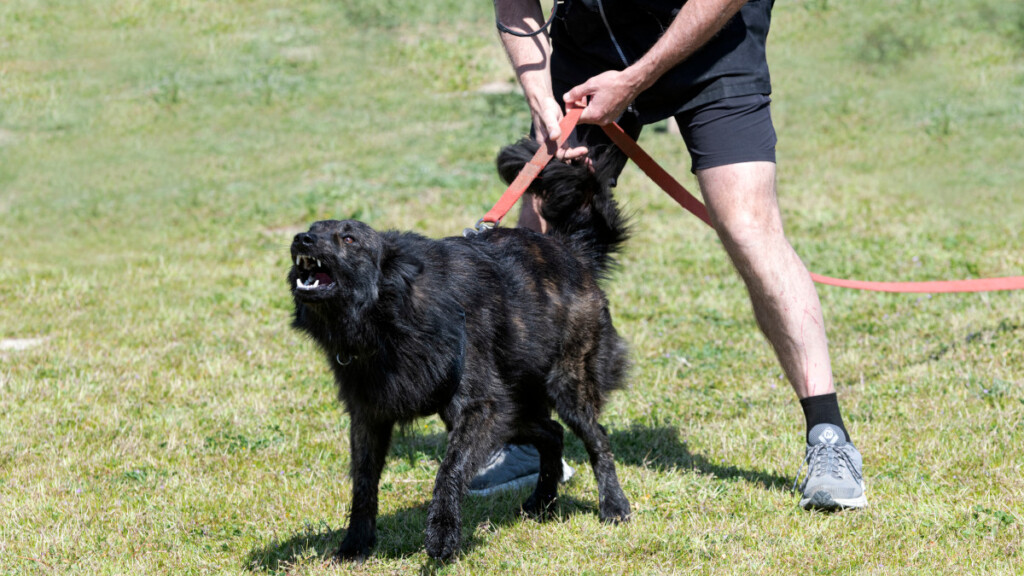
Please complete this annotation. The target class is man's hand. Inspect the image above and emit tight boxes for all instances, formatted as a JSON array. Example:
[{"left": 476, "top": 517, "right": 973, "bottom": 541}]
[
  {"left": 563, "top": 69, "right": 643, "bottom": 126},
  {"left": 529, "top": 95, "right": 589, "bottom": 161},
  {"left": 530, "top": 95, "right": 565, "bottom": 144}
]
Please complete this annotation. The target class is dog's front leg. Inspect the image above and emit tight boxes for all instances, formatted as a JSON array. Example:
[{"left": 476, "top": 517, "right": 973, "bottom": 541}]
[
  {"left": 424, "top": 406, "right": 496, "bottom": 561},
  {"left": 337, "top": 415, "right": 393, "bottom": 562}
]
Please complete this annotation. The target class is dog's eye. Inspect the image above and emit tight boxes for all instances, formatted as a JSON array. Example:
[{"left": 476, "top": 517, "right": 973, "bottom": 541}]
[{"left": 342, "top": 235, "right": 356, "bottom": 245}]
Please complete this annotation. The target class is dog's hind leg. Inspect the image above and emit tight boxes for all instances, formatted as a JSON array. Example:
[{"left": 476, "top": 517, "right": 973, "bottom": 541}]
[
  {"left": 337, "top": 415, "right": 394, "bottom": 561},
  {"left": 514, "top": 417, "right": 565, "bottom": 518},
  {"left": 554, "top": 400, "right": 631, "bottom": 523},
  {"left": 549, "top": 325, "right": 631, "bottom": 523}
]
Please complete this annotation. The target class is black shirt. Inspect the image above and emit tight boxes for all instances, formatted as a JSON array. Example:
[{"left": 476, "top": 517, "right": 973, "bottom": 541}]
[{"left": 550, "top": 0, "right": 774, "bottom": 123}]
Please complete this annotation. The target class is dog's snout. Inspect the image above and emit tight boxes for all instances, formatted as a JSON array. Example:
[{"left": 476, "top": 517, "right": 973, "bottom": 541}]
[{"left": 297, "top": 232, "right": 317, "bottom": 247}]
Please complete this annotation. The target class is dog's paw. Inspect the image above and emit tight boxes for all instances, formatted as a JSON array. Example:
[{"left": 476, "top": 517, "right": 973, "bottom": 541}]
[
  {"left": 599, "top": 494, "right": 632, "bottom": 524},
  {"left": 424, "top": 514, "right": 461, "bottom": 560},
  {"left": 520, "top": 492, "right": 558, "bottom": 519},
  {"left": 335, "top": 531, "right": 375, "bottom": 562}
]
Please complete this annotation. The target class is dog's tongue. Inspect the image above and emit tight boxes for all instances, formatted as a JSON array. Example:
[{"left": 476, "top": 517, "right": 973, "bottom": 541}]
[{"left": 315, "top": 272, "right": 334, "bottom": 285}]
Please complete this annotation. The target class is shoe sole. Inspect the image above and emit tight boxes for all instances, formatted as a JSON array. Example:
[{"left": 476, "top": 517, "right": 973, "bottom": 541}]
[
  {"left": 800, "top": 482, "right": 868, "bottom": 511},
  {"left": 468, "top": 462, "right": 576, "bottom": 497},
  {"left": 468, "top": 472, "right": 539, "bottom": 497}
]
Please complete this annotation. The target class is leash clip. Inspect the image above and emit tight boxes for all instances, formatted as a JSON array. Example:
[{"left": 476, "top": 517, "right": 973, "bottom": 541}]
[{"left": 463, "top": 218, "right": 497, "bottom": 237}]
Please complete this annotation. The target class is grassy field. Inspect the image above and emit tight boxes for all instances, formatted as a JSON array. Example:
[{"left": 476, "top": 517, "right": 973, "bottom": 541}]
[{"left": 1, "top": 0, "right": 1022, "bottom": 573}]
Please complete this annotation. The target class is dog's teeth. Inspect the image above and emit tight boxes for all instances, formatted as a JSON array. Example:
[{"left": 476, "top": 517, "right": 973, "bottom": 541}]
[
  {"left": 295, "top": 256, "right": 301, "bottom": 267},
  {"left": 312, "top": 279, "right": 319, "bottom": 288},
  {"left": 316, "top": 259, "right": 321, "bottom": 268}
]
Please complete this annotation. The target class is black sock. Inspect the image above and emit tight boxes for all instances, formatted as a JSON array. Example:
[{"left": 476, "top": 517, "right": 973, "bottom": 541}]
[{"left": 799, "top": 392, "right": 850, "bottom": 445}]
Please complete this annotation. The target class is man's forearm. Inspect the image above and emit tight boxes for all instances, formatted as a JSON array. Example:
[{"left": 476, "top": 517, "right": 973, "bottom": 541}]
[
  {"left": 494, "top": 0, "right": 553, "bottom": 104},
  {"left": 626, "top": 0, "right": 748, "bottom": 93}
]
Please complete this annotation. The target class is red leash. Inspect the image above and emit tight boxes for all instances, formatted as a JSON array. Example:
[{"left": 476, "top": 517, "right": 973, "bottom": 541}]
[
  {"left": 478, "top": 106, "right": 585, "bottom": 228},
  {"left": 481, "top": 104, "right": 1024, "bottom": 293}
]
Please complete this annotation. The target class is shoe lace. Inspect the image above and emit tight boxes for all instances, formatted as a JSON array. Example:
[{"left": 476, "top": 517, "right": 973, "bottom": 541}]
[{"left": 792, "top": 443, "right": 862, "bottom": 491}]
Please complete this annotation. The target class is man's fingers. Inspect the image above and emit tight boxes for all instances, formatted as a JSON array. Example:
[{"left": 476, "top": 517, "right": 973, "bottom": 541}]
[
  {"left": 544, "top": 120, "right": 562, "bottom": 143},
  {"left": 542, "top": 100, "right": 566, "bottom": 142},
  {"left": 556, "top": 145, "right": 589, "bottom": 161},
  {"left": 534, "top": 120, "right": 560, "bottom": 145},
  {"left": 564, "top": 71, "right": 637, "bottom": 125},
  {"left": 563, "top": 81, "right": 593, "bottom": 108},
  {"left": 529, "top": 95, "right": 592, "bottom": 161},
  {"left": 566, "top": 91, "right": 606, "bottom": 124}
]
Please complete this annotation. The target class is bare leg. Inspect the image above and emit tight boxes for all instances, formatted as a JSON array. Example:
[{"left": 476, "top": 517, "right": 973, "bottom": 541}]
[
  {"left": 696, "top": 161, "right": 833, "bottom": 399},
  {"left": 517, "top": 193, "right": 548, "bottom": 234}
]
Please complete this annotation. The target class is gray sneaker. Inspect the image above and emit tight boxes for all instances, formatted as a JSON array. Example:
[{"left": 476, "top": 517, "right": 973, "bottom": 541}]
[
  {"left": 794, "top": 424, "right": 868, "bottom": 510},
  {"left": 467, "top": 444, "right": 575, "bottom": 497}
]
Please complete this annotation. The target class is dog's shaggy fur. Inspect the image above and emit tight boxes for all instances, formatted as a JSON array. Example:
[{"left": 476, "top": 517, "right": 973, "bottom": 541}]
[{"left": 288, "top": 140, "right": 632, "bottom": 561}]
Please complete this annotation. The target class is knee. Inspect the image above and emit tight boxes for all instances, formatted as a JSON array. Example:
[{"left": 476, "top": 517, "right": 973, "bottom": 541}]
[
  {"left": 697, "top": 162, "right": 784, "bottom": 251},
  {"left": 712, "top": 208, "right": 784, "bottom": 254},
  {"left": 712, "top": 212, "right": 801, "bottom": 288}
]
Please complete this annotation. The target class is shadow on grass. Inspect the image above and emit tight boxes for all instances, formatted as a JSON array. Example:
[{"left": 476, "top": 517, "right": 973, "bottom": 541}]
[
  {"left": 606, "top": 424, "right": 792, "bottom": 490},
  {"left": 388, "top": 423, "right": 791, "bottom": 491},
  {"left": 244, "top": 424, "right": 787, "bottom": 571},
  {"left": 243, "top": 491, "right": 598, "bottom": 572},
  {"left": 245, "top": 430, "right": 603, "bottom": 571}
]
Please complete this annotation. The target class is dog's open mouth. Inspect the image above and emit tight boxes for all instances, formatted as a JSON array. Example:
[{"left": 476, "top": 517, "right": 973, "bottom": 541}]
[{"left": 294, "top": 254, "right": 337, "bottom": 292}]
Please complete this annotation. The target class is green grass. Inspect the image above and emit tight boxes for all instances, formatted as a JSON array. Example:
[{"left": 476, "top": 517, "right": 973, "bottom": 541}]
[{"left": 1, "top": 0, "right": 1022, "bottom": 573}]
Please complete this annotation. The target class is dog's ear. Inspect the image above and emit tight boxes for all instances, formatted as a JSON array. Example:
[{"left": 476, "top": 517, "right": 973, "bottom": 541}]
[
  {"left": 496, "top": 138, "right": 540, "bottom": 185},
  {"left": 386, "top": 252, "right": 423, "bottom": 286},
  {"left": 379, "top": 236, "right": 424, "bottom": 298},
  {"left": 497, "top": 138, "right": 612, "bottom": 204}
]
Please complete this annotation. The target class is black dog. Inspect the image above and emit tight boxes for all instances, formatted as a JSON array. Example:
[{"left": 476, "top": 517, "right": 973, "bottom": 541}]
[{"left": 288, "top": 140, "right": 632, "bottom": 561}]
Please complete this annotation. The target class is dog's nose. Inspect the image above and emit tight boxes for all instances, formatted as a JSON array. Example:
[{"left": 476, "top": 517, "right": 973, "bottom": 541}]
[{"left": 297, "top": 233, "right": 317, "bottom": 246}]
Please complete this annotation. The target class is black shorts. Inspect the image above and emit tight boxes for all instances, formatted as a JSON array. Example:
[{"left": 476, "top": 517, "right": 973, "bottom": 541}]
[{"left": 556, "top": 93, "right": 777, "bottom": 175}]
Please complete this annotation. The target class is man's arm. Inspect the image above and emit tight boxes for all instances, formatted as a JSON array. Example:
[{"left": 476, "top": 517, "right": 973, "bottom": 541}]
[
  {"left": 494, "top": 0, "right": 586, "bottom": 156},
  {"left": 564, "top": 0, "right": 749, "bottom": 125}
]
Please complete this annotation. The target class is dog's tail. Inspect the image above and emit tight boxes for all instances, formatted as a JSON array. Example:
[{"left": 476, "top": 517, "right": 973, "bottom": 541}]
[{"left": 496, "top": 138, "right": 631, "bottom": 278}]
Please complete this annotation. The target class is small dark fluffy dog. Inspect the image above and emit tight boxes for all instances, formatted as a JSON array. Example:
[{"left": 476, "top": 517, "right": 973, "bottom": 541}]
[{"left": 288, "top": 140, "right": 632, "bottom": 561}]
